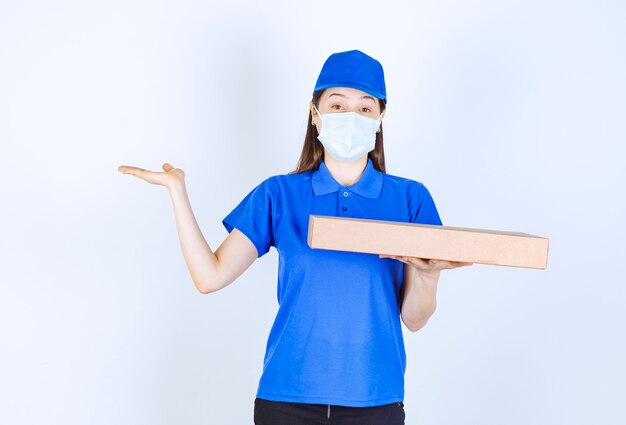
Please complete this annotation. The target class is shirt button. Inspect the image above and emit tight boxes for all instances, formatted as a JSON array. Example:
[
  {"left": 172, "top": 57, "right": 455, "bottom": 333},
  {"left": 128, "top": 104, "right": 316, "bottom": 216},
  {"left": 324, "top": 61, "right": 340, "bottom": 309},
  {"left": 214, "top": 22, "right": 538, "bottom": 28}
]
[
  {"left": 343, "top": 191, "right": 349, "bottom": 197},
  {"left": 342, "top": 206, "right": 348, "bottom": 211}
]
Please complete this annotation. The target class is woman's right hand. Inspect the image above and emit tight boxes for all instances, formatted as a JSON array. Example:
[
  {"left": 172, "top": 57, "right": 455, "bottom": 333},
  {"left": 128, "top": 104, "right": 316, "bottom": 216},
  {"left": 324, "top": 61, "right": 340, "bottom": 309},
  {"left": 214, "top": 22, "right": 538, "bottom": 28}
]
[{"left": 118, "top": 163, "right": 186, "bottom": 191}]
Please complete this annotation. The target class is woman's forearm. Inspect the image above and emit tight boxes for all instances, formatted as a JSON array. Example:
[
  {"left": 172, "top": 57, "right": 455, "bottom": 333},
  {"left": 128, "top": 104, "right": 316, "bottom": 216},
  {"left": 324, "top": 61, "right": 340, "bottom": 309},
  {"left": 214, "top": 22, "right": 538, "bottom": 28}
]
[
  {"left": 400, "top": 268, "right": 440, "bottom": 332},
  {"left": 168, "top": 183, "right": 219, "bottom": 293}
]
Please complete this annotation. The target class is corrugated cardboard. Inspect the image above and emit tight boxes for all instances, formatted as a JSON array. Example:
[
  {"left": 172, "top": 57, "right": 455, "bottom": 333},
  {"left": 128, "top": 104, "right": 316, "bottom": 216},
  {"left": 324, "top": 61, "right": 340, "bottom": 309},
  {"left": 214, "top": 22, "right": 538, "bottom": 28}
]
[{"left": 307, "top": 215, "right": 549, "bottom": 269}]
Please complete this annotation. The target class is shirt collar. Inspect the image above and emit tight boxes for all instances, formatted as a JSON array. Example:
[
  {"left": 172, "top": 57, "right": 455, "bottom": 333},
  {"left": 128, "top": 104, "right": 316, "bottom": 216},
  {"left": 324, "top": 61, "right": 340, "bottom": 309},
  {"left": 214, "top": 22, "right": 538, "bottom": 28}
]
[{"left": 311, "top": 157, "right": 383, "bottom": 199}]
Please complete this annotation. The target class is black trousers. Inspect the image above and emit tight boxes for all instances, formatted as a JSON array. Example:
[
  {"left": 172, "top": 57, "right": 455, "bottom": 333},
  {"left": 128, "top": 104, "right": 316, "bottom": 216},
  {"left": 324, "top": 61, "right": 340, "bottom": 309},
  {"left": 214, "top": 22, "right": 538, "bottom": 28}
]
[{"left": 254, "top": 397, "right": 405, "bottom": 425}]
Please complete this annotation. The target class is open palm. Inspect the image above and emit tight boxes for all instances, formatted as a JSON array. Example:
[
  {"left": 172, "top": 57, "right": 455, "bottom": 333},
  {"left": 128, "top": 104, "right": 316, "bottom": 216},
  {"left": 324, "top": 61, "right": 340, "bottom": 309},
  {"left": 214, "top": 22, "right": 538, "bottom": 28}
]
[{"left": 118, "top": 163, "right": 185, "bottom": 189}]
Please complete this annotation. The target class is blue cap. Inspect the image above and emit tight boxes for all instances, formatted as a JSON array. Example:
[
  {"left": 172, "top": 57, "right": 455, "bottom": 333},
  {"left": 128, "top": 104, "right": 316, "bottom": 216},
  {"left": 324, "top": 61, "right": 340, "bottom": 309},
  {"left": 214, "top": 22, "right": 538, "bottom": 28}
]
[{"left": 313, "top": 50, "right": 387, "bottom": 104}]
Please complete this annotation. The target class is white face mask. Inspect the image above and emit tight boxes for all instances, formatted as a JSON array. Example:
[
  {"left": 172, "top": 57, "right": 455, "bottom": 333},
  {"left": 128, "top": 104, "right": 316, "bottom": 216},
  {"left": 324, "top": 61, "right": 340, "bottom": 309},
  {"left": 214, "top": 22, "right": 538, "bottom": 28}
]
[{"left": 314, "top": 105, "right": 382, "bottom": 162}]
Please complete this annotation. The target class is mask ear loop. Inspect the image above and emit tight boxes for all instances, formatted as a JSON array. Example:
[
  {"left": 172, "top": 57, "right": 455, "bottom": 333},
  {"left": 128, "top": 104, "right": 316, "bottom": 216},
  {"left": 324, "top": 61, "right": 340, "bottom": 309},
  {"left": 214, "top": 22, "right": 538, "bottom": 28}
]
[
  {"left": 313, "top": 105, "right": 322, "bottom": 117},
  {"left": 312, "top": 105, "right": 322, "bottom": 128}
]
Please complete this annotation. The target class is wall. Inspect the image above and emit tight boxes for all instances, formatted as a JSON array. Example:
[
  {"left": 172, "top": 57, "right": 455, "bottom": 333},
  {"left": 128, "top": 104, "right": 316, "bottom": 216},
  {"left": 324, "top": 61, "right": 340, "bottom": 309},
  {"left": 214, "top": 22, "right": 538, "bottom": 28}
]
[{"left": 1, "top": 1, "right": 624, "bottom": 424}]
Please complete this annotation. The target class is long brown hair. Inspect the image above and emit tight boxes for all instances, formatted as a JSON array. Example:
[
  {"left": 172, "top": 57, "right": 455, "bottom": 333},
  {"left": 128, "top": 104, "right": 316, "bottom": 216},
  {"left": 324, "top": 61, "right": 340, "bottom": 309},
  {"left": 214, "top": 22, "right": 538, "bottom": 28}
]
[{"left": 290, "top": 90, "right": 387, "bottom": 174}]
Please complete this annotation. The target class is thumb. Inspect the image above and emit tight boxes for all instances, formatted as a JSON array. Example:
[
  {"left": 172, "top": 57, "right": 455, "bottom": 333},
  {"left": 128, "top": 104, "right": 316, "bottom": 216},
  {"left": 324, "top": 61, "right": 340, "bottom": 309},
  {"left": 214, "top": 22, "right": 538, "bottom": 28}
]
[{"left": 162, "top": 163, "right": 174, "bottom": 172}]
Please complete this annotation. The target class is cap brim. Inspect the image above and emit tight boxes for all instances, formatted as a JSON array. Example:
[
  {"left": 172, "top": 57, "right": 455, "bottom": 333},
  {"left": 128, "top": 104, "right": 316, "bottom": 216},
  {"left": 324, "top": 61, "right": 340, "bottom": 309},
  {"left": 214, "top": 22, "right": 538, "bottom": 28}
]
[{"left": 313, "top": 83, "right": 386, "bottom": 103}]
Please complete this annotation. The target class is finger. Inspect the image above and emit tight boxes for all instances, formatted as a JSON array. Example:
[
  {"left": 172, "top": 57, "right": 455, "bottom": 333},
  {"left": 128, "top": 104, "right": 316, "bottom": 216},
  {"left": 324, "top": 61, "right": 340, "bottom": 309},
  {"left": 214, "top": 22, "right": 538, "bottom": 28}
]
[
  {"left": 118, "top": 165, "right": 166, "bottom": 185},
  {"left": 441, "top": 261, "right": 474, "bottom": 269},
  {"left": 163, "top": 163, "right": 174, "bottom": 172},
  {"left": 396, "top": 256, "right": 414, "bottom": 263},
  {"left": 450, "top": 261, "right": 473, "bottom": 267},
  {"left": 118, "top": 165, "right": 148, "bottom": 177},
  {"left": 402, "top": 256, "right": 431, "bottom": 268},
  {"left": 380, "top": 254, "right": 398, "bottom": 260}
]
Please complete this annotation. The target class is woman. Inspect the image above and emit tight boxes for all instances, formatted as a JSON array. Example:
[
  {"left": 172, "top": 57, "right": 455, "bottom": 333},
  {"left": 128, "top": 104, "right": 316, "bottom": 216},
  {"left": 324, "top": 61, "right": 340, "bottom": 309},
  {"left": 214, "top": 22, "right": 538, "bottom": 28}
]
[{"left": 119, "top": 49, "right": 471, "bottom": 425}]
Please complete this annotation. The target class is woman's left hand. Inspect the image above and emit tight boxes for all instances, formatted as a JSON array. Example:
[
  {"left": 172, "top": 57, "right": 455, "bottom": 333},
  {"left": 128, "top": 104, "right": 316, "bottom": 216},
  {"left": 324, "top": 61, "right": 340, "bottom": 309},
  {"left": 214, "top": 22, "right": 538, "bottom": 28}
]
[{"left": 379, "top": 255, "right": 473, "bottom": 274}]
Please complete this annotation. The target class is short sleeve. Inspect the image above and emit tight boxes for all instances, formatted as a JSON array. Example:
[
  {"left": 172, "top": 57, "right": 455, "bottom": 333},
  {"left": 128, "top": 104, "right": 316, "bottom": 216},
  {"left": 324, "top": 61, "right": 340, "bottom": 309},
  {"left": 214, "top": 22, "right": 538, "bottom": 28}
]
[
  {"left": 222, "top": 177, "right": 275, "bottom": 258},
  {"left": 408, "top": 182, "right": 443, "bottom": 226}
]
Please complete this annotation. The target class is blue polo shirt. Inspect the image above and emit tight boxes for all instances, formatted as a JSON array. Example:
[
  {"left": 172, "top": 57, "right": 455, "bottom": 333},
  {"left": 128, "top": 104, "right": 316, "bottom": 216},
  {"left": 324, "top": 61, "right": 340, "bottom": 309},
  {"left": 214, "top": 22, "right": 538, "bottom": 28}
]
[{"left": 222, "top": 158, "right": 442, "bottom": 407}]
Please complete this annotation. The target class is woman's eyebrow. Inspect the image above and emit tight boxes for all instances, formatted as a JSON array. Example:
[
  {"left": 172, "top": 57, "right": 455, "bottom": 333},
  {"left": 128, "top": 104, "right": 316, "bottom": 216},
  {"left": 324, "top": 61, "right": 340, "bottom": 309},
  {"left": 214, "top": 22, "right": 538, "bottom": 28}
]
[{"left": 328, "top": 93, "right": 376, "bottom": 103}]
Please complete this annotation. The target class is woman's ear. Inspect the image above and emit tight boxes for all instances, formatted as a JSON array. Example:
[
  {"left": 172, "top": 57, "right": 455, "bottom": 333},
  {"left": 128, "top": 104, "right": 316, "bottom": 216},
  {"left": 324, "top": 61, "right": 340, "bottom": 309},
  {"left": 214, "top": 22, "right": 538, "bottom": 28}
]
[{"left": 309, "top": 101, "right": 319, "bottom": 127}]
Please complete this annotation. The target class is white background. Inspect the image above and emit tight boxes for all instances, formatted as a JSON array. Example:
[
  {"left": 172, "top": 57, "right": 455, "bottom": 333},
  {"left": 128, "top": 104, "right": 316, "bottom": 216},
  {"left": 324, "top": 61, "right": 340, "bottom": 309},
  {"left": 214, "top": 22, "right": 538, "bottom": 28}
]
[{"left": 1, "top": 1, "right": 624, "bottom": 424}]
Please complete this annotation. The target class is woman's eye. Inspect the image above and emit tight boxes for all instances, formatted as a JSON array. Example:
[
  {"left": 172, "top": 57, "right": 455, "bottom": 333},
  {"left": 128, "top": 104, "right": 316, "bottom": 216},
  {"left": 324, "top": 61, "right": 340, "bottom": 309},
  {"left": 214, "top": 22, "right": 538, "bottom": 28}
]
[
  {"left": 361, "top": 108, "right": 372, "bottom": 113},
  {"left": 331, "top": 104, "right": 343, "bottom": 110}
]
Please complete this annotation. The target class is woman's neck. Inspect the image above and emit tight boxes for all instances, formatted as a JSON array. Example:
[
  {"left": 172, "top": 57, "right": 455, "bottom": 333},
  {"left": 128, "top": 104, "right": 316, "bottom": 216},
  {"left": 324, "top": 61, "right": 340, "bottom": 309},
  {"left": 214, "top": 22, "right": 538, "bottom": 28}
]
[{"left": 323, "top": 153, "right": 368, "bottom": 187}]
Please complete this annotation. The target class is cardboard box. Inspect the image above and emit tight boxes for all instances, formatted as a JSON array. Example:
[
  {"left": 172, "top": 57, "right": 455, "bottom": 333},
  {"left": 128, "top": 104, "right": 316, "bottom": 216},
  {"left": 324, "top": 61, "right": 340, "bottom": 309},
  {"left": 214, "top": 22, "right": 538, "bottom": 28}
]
[{"left": 307, "top": 215, "right": 549, "bottom": 269}]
